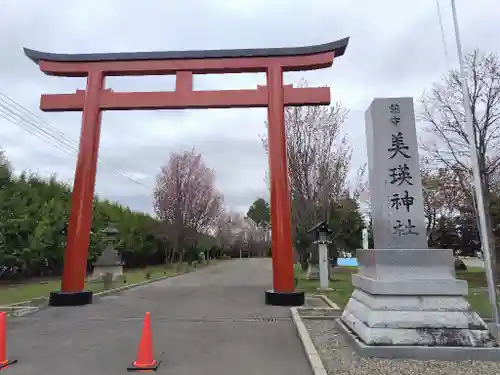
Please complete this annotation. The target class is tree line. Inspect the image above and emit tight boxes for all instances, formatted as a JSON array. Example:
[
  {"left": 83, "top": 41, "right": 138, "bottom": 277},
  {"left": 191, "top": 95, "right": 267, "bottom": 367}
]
[
  {"left": 0, "top": 151, "right": 232, "bottom": 280},
  {"left": 420, "top": 50, "right": 500, "bottom": 266},
  {"left": 0, "top": 152, "right": 175, "bottom": 279},
  {"left": 0, "top": 146, "right": 275, "bottom": 281},
  {"left": 252, "top": 49, "right": 500, "bottom": 273},
  {"left": 0, "top": 79, "right": 368, "bottom": 279},
  {"left": 150, "top": 80, "right": 367, "bottom": 268},
  {"left": 361, "top": 49, "right": 500, "bottom": 268},
  {"left": 3, "top": 48, "right": 498, "bottom": 281},
  {"left": 258, "top": 80, "right": 365, "bottom": 269},
  {"left": 156, "top": 49, "right": 500, "bottom": 274},
  {"left": 152, "top": 148, "right": 272, "bottom": 261}
]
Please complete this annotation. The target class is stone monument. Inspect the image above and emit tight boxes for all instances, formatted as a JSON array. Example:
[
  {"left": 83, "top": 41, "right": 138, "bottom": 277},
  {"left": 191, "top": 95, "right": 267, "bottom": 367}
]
[
  {"left": 91, "top": 224, "right": 124, "bottom": 282},
  {"left": 339, "top": 98, "right": 496, "bottom": 351}
]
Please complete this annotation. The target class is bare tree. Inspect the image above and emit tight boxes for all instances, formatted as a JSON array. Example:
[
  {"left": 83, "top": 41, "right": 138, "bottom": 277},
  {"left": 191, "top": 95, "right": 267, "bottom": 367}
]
[
  {"left": 214, "top": 213, "right": 233, "bottom": 252},
  {"left": 154, "top": 149, "right": 223, "bottom": 261},
  {"left": 239, "top": 216, "right": 269, "bottom": 257},
  {"left": 420, "top": 49, "right": 500, "bottom": 272},
  {"left": 420, "top": 158, "right": 468, "bottom": 236},
  {"left": 351, "top": 163, "right": 368, "bottom": 201},
  {"left": 214, "top": 209, "right": 270, "bottom": 258},
  {"left": 261, "top": 81, "right": 353, "bottom": 268},
  {"left": 420, "top": 50, "right": 500, "bottom": 190}
]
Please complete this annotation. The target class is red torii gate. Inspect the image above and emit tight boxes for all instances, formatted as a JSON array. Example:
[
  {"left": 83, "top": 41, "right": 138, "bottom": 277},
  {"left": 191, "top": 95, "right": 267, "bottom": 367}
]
[{"left": 24, "top": 37, "right": 349, "bottom": 307}]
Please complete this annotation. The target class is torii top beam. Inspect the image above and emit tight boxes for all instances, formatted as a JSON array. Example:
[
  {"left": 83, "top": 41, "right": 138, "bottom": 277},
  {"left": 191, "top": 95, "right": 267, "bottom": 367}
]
[
  {"left": 23, "top": 37, "right": 349, "bottom": 77},
  {"left": 23, "top": 38, "right": 349, "bottom": 111}
]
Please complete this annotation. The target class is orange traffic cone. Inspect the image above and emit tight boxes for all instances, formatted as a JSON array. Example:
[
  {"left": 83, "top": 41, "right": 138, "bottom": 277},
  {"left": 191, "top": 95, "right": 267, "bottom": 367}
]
[
  {"left": 127, "top": 312, "right": 160, "bottom": 371},
  {"left": 0, "top": 312, "right": 17, "bottom": 370}
]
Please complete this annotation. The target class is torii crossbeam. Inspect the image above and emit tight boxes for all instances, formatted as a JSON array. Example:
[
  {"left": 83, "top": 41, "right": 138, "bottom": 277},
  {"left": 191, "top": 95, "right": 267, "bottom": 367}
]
[{"left": 24, "top": 37, "right": 349, "bottom": 307}]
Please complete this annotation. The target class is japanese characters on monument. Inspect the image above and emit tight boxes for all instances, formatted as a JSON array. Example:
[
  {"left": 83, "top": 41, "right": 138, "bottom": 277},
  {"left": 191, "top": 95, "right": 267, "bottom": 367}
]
[{"left": 365, "top": 98, "right": 427, "bottom": 250}]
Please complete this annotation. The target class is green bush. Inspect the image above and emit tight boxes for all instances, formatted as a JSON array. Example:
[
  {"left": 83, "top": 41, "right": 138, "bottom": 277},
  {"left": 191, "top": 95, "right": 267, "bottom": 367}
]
[{"left": 0, "top": 154, "right": 226, "bottom": 280}]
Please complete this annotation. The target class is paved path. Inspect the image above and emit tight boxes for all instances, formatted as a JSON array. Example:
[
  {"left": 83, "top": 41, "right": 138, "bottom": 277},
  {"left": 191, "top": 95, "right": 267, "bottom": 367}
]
[{"left": 6, "top": 259, "right": 311, "bottom": 375}]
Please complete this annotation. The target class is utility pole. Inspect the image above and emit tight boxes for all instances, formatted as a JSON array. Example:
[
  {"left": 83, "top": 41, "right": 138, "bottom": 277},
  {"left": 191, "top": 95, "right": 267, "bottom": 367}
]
[{"left": 450, "top": 0, "right": 500, "bottom": 328}]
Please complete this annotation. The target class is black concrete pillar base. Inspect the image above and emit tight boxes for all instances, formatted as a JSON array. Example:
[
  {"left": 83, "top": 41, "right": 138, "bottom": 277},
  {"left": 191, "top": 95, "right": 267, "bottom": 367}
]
[
  {"left": 265, "top": 290, "right": 305, "bottom": 306},
  {"left": 0, "top": 359, "right": 18, "bottom": 370},
  {"left": 49, "top": 290, "right": 93, "bottom": 306}
]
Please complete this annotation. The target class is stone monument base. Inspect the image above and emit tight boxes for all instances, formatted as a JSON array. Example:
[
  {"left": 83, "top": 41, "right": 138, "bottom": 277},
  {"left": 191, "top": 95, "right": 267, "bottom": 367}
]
[
  {"left": 341, "top": 249, "right": 497, "bottom": 348},
  {"left": 335, "top": 318, "right": 500, "bottom": 361},
  {"left": 341, "top": 290, "right": 494, "bottom": 346}
]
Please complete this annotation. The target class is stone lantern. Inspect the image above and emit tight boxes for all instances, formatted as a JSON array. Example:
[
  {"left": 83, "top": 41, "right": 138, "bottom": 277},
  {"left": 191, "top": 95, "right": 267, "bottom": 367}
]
[
  {"left": 102, "top": 223, "right": 120, "bottom": 246},
  {"left": 91, "top": 223, "right": 124, "bottom": 281},
  {"left": 307, "top": 221, "right": 333, "bottom": 290}
]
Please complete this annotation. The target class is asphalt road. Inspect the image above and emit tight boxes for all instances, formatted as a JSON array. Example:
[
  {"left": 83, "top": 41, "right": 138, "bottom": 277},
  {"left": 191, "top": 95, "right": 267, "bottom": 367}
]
[{"left": 5, "top": 259, "right": 311, "bottom": 375}]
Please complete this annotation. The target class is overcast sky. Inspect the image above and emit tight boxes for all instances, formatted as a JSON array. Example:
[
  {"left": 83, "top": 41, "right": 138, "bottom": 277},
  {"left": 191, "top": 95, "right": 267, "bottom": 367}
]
[{"left": 0, "top": 0, "right": 498, "bottom": 215}]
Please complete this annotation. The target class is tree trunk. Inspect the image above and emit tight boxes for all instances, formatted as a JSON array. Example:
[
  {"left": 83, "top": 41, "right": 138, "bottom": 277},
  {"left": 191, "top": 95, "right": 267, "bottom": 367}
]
[{"left": 297, "top": 246, "right": 309, "bottom": 271}]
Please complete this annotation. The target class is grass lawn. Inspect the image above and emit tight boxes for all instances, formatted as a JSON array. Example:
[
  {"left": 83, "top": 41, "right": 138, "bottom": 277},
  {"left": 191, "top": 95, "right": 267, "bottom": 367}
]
[
  {"left": 295, "top": 264, "right": 496, "bottom": 319},
  {"left": 0, "top": 262, "right": 216, "bottom": 306},
  {"left": 295, "top": 265, "right": 356, "bottom": 308}
]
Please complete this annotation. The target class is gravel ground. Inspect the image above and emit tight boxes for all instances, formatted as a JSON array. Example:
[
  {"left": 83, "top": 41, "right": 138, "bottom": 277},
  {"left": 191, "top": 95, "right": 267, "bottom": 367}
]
[{"left": 303, "top": 319, "right": 500, "bottom": 375}]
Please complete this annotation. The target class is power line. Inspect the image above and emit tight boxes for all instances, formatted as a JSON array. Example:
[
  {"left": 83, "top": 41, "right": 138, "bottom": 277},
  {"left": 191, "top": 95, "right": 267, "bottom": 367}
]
[
  {"left": 0, "top": 104, "right": 149, "bottom": 188},
  {"left": 0, "top": 104, "right": 76, "bottom": 157},
  {"left": 0, "top": 93, "right": 145, "bottom": 186},
  {"left": 435, "top": 0, "right": 449, "bottom": 64},
  {"left": 0, "top": 93, "right": 76, "bottom": 147},
  {"left": 0, "top": 92, "right": 153, "bottom": 190}
]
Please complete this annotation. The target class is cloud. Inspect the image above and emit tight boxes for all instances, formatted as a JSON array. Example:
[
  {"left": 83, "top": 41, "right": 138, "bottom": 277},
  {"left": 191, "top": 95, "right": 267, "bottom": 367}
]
[{"left": 0, "top": 0, "right": 498, "bottom": 217}]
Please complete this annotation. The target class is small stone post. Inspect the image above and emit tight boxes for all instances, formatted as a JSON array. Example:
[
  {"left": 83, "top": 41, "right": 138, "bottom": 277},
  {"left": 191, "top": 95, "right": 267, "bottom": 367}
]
[
  {"left": 308, "top": 221, "right": 333, "bottom": 291},
  {"left": 361, "top": 228, "right": 369, "bottom": 250}
]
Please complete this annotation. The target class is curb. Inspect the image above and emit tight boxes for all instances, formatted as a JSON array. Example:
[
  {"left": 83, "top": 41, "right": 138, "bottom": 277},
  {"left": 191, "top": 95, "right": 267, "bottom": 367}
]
[
  {"left": 315, "top": 294, "right": 341, "bottom": 310},
  {"left": 291, "top": 307, "right": 328, "bottom": 375},
  {"left": 12, "top": 307, "right": 39, "bottom": 317},
  {"left": 1, "top": 271, "right": 187, "bottom": 312},
  {"left": 94, "top": 270, "right": 187, "bottom": 298},
  {"left": 3, "top": 262, "right": 222, "bottom": 312},
  {"left": 6, "top": 300, "right": 34, "bottom": 307},
  {"left": 0, "top": 306, "right": 40, "bottom": 317},
  {"left": 95, "top": 262, "right": 223, "bottom": 298}
]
